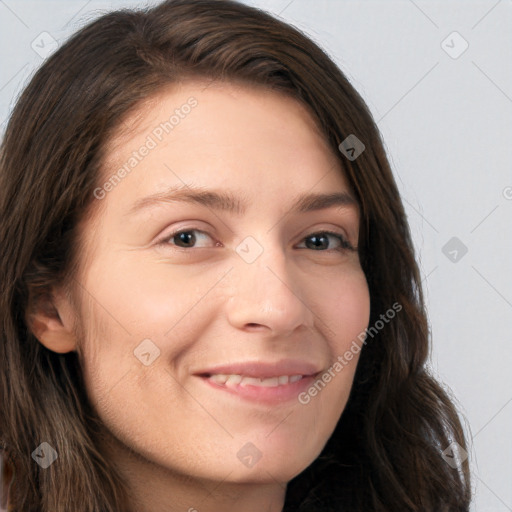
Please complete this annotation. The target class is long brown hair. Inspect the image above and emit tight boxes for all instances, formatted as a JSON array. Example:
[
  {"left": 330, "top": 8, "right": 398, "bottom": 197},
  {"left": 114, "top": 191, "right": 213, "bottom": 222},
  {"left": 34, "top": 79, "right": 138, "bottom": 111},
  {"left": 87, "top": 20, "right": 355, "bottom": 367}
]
[{"left": 0, "top": 0, "right": 471, "bottom": 510}]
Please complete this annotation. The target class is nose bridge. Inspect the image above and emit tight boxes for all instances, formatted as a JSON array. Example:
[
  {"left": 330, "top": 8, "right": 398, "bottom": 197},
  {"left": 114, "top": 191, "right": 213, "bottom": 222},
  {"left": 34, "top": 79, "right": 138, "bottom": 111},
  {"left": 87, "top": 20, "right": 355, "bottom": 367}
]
[{"left": 225, "top": 232, "right": 315, "bottom": 334}]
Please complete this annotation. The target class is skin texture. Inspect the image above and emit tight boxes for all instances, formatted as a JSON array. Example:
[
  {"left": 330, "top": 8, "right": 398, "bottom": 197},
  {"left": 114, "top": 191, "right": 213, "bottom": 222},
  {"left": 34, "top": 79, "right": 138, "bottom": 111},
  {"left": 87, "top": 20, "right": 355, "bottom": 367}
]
[{"left": 33, "top": 81, "right": 371, "bottom": 512}]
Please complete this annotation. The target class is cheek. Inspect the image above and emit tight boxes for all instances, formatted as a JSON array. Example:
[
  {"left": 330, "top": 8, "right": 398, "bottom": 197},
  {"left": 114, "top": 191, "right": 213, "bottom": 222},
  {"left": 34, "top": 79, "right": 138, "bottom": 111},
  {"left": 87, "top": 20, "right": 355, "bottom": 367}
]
[
  {"left": 322, "top": 268, "right": 370, "bottom": 348},
  {"left": 302, "top": 268, "right": 369, "bottom": 400},
  {"left": 82, "top": 248, "right": 216, "bottom": 340},
  {"left": 74, "top": 256, "right": 212, "bottom": 421}
]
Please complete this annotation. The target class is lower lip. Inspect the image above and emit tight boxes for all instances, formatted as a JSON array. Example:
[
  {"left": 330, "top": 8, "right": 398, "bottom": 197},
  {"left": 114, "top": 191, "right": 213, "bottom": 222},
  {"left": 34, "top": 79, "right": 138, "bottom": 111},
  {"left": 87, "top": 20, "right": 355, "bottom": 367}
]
[{"left": 198, "top": 375, "right": 317, "bottom": 404}]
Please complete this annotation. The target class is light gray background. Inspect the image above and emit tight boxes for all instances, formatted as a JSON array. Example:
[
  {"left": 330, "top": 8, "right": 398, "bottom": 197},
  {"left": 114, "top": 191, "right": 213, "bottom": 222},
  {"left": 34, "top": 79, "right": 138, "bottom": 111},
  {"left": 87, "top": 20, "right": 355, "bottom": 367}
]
[{"left": 1, "top": 1, "right": 510, "bottom": 510}]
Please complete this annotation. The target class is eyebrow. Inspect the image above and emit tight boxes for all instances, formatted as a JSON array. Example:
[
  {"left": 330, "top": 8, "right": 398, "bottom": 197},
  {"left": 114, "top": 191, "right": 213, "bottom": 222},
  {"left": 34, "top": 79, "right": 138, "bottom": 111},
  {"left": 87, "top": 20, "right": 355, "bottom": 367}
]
[{"left": 126, "top": 185, "right": 357, "bottom": 217}]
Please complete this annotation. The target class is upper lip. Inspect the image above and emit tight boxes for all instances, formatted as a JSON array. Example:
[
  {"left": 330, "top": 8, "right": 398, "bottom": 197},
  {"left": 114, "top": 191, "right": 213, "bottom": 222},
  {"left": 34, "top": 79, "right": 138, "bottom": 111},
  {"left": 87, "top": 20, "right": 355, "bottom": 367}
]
[{"left": 194, "top": 360, "right": 322, "bottom": 379}]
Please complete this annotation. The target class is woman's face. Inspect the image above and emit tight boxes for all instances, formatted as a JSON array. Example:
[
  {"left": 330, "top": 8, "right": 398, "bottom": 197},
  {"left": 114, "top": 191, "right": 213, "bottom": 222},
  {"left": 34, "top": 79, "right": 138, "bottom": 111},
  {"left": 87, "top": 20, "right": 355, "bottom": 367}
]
[{"left": 71, "top": 81, "right": 370, "bottom": 488}]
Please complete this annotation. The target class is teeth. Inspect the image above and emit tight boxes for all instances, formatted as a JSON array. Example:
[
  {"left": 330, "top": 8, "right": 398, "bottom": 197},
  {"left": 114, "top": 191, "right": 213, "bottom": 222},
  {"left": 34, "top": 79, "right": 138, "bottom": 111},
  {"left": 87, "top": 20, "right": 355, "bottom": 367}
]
[
  {"left": 241, "top": 376, "right": 279, "bottom": 387},
  {"left": 207, "top": 374, "right": 304, "bottom": 387},
  {"left": 225, "top": 374, "right": 242, "bottom": 388},
  {"left": 209, "top": 374, "right": 229, "bottom": 385}
]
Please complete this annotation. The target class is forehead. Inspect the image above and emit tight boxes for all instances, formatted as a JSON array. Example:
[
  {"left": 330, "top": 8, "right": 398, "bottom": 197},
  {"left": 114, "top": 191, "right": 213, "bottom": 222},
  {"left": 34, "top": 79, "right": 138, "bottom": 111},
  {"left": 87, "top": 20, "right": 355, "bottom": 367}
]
[{"left": 102, "top": 79, "right": 338, "bottom": 174}]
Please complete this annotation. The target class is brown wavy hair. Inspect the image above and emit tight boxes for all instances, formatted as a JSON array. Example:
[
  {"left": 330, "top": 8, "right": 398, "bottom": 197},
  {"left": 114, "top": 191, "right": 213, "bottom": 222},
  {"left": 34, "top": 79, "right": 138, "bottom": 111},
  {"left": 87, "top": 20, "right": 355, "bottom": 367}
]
[{"left": 0, "top": 0, "right": 471, "bottom": 510}]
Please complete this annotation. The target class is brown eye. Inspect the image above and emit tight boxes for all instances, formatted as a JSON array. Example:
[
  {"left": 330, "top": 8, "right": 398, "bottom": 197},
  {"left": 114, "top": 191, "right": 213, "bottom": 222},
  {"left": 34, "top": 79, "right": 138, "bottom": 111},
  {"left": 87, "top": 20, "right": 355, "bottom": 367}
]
[{"left": 162, "top": 229, "right": 214, "bottom": 249}]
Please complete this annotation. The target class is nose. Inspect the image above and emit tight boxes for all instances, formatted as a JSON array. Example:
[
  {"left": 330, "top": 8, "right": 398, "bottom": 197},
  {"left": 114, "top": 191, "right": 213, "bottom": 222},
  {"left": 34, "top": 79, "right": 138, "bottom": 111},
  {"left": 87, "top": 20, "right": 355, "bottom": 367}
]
[{"left": 224, "top": 240, "right": 316, "bottom": 336}]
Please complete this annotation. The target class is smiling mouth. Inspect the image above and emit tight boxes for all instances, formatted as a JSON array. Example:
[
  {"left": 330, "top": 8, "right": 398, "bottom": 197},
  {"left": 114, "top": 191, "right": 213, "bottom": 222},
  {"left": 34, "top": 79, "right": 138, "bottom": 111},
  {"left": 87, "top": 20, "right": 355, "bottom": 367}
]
[{"left": 197, "top": 371, "right": 318, "bottom": 404}]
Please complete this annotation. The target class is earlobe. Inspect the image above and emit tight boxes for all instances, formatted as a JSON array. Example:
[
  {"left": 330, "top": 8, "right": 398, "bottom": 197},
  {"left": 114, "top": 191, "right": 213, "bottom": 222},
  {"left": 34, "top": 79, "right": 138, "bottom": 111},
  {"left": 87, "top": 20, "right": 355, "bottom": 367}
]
[{"left": 26, "top": 289, "right": 77, "bottom": 354}]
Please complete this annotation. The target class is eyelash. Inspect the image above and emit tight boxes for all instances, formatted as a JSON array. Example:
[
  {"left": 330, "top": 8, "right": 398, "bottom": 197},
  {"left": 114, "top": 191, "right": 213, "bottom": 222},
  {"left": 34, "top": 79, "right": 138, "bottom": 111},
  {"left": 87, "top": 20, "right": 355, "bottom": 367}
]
[{"left": 157, "top": 228, "right": 356, "bottom": 253}]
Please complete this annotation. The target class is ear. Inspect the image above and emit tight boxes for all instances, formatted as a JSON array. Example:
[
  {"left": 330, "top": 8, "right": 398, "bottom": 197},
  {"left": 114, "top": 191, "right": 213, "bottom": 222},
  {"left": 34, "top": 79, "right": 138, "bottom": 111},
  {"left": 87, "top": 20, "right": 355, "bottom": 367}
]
[{"left": 26, "top": 287, "right": 77, "bottom": 354}]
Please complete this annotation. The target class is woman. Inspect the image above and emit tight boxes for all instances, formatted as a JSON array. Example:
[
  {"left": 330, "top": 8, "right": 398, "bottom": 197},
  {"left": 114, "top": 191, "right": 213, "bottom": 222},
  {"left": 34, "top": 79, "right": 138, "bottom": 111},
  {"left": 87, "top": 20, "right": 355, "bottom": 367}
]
[{"left": 0, "top": 0, "right": 471, "bottom": 510}]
